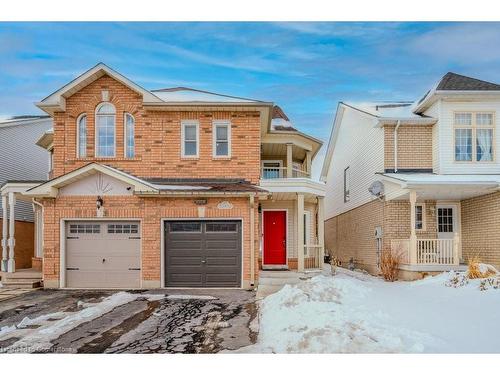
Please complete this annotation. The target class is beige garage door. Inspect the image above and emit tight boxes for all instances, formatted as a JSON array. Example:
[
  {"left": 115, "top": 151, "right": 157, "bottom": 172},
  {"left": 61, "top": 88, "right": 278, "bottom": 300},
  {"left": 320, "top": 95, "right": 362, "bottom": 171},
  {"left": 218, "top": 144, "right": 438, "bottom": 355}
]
[{"left": 65, "top": 221, "right": 141, "bottom": 288}]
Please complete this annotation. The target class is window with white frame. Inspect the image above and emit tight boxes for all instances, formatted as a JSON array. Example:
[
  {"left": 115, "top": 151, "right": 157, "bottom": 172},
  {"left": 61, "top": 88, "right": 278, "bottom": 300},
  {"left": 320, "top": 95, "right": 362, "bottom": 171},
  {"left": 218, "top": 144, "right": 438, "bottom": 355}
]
[
  {"left": 124, "top": 113, "right": 135, "bottom": 158},
  {"left": 181, "top": 121, "right": 199, "bottom": 157},
  {"left": 77, "top": 114, "right": 87, "bottom": 158},
  {"left": 95, "top": 103, "right": 116, "bottom": 157},
  {"left": 343, "top": 166, "right": 350, "bottom": 203},
  {"left": 415, "top": 204, "right": 424, "bottom": 230},
  {"left": 454, "top": 112, "right": 494, "bottom": 162},
  {"left": 213, "top": 120, "right": 231, "bottom": 157}
]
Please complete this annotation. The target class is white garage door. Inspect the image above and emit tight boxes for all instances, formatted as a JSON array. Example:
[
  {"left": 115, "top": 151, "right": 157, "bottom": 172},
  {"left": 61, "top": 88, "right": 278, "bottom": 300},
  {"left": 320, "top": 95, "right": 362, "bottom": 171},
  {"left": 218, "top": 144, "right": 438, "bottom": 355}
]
[{"left": 65, "top": 221, "right": 141, "bottom": 288}]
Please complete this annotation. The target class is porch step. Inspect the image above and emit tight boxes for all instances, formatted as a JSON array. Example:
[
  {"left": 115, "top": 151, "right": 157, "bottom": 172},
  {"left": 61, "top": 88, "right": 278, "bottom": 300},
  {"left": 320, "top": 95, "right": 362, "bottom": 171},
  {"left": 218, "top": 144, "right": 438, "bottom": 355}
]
[
  {"left": 256, "top": 270, "right": 322, "bottom": 299},
  {"left": 2, "top": 279, "right": 42, "bottom": 289}
]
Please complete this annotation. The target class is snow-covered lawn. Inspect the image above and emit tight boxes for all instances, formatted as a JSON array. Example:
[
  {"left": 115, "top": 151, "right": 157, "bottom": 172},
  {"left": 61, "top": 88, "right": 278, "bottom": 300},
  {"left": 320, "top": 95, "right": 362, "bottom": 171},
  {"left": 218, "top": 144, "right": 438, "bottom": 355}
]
[{"left": 242, "top": 268, "right": 500, "bottom": 353}]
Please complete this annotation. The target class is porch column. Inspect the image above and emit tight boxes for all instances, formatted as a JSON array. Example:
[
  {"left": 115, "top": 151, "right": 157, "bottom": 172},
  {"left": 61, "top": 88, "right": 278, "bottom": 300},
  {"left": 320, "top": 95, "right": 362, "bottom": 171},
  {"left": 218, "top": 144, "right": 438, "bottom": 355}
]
[
  {"left": 7, "top": 192, "right": 16, "bottom": 273},
  {"left": 1, "top": 194, "right": 8, "bottom": 272},
  {"left": 286, "top": 143, "right": 293, "bottom": 178},
  {"left": 305, "top": 151, "right": 312, "bottom": 177},
  {"left": 297, "top": 193, "right": 305, "bottom": 272},
  {"left": 453, "top": 232, "right": 460, "bottom": 265},
  {"left": 249, "top": 194, "right": 256, "bottom": 286},
  {"left": 317, "top": 196, "right": 325, "bottom": 266},
  {"left": 409, "top": 190, "right": 417, "bottom": 265}
]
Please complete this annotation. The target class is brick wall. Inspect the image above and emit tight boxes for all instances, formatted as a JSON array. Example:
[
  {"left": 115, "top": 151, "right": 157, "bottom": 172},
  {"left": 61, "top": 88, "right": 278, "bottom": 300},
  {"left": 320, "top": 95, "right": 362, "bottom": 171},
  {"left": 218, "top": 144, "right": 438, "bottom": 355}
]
[
  {"left": 384, "top": 125, "right": 433, "bottom": 171},
  {"left": 325, "top": 199, "right": 438, "bottom": 274},
  {"left": 40, "top": 196, "right": 259, "bottom": 288},
  {"left": 0, "top": 219, "right": 34, "bottom": 269},
  {"left": 53, "top": 75, "right": 261, "bottom": 184},
  {"left": 461, "top": 191, "right": 500, "bottom": 269}
]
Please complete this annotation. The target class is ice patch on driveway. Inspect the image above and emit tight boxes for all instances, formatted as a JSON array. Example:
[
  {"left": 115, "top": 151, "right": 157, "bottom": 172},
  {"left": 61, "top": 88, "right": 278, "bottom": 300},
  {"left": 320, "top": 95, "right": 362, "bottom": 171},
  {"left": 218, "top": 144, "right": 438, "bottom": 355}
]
[
  {"left": 0, "top": 292, "right": 165, "bottom": 353},
  {"left": 166, "top": 295, "right": 217, "bottom": 300}
]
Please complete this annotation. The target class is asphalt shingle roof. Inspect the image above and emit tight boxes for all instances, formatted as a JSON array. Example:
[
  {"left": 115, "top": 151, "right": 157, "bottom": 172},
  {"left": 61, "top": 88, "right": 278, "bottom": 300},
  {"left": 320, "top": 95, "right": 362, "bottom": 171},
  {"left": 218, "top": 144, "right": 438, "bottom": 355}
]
[{"left": 436, "top": 72, "right": 500, "bottom": 91}]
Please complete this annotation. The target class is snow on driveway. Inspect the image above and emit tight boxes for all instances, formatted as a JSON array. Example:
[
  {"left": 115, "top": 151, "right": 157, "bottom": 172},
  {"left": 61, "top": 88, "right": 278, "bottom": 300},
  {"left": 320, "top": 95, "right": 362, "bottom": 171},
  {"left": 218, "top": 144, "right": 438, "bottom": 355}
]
[{"left": 241, "top": 268, "right": 500, "bottom": 353}]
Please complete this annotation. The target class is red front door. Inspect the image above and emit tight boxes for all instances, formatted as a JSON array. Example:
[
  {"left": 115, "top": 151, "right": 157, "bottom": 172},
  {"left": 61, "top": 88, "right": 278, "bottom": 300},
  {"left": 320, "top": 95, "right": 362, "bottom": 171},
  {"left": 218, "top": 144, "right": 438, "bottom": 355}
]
[{"left": 263, "top": 211, "right": 287, "bottom": 265}]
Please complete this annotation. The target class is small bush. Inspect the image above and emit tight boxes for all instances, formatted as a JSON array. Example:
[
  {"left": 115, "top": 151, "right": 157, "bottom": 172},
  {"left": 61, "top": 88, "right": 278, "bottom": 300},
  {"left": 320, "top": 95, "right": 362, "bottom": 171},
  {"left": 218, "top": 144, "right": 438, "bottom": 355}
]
[
  {"left": 467, "top": 256, "right": 498, "bottom": 279},
  {"left": 380, "top": 248, "right": 403, "bottom": 282}
]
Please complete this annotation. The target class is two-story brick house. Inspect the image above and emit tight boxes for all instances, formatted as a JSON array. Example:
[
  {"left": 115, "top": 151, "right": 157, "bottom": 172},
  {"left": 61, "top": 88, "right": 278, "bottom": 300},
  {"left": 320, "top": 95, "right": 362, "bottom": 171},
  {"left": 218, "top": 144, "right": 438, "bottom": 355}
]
[
  {"left": 1, "top": 63, "right": 325, "bottom": 289},
  {"left": 322, "top": 72, "right": 500, "bottom": 280}
]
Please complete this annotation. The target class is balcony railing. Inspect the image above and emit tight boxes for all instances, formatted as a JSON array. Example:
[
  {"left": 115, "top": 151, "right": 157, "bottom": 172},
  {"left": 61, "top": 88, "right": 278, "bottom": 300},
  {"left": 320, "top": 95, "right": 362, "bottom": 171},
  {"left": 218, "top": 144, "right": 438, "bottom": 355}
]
[
  {"left": 391, "top": 237, "right": 459, "bottom": 266},
  {"left": 261, "top": 167, "right": 311, "bottom": 179},
  {"left": 304, "top": 243, "right": 323, "bottom": 270}
]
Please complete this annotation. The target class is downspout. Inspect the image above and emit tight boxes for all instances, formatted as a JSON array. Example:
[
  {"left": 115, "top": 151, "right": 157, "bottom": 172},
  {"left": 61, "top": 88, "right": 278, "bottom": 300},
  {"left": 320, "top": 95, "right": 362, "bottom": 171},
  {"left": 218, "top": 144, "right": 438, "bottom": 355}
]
[
  {"left": 32, "top": 198, "right": 44, "bottom": 259},
  {"left": 249, "top": 194, "right": 256, "bottom": 288},
  {"left": 394, "top": 120, "right": 401, "bottom": 173}
]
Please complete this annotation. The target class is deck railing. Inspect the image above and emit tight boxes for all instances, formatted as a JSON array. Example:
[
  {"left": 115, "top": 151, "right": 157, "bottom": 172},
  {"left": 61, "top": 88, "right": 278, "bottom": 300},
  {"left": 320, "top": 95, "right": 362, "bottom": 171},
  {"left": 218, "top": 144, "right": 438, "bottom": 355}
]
[
  {"left": 261, "top": 167, "right": 311, "bottom": 179},
  {"left": 391, "top": 237, "right": 459, "bottom": 266},
  {"left": 304, "top": 242, "right": 323, "bottom": 270}
]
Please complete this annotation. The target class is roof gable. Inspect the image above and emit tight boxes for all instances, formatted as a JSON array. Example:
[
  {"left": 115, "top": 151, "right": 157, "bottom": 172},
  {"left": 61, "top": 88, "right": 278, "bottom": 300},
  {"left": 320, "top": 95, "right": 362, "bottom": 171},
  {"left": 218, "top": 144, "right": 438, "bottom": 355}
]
[
  {"left": 36, "top": 63, "right": 162, "bottom": 114},
  {"left": 436, "top": 72, "right": 500, "bottom": 91}
]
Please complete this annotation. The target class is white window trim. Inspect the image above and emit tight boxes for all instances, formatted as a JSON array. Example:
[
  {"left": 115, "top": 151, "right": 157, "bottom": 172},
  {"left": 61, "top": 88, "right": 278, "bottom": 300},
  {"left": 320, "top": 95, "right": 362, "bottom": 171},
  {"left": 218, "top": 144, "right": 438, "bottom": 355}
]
[
  {"left": 124, "top": 113, "right": 135, "bottom": 158},
  {"left": 76, "top": 113, "right": 87, "bottom": 158},
  {"left": 181, "top": 120, "right": 200, "bottom": 158},
  {"left": 303, "top": 211, "right": 311, "bottom": 246},
  {"left": 95, "top": 102, "right": 116, "bottom": 158},
  {"left": 453, "top": 111, "right": 496, "bottom": 163},
  {"left": 261, "top": 160, "right": 284, "bottom": 178},
  {"left": 415, "top": 203, "right": 426, "bottom": 231},
  {"left": 343, "top": 166, "right": 350, "bottom": 203},
  {"left": 212, "top": 120, "right": 231, "bottom": 158}
]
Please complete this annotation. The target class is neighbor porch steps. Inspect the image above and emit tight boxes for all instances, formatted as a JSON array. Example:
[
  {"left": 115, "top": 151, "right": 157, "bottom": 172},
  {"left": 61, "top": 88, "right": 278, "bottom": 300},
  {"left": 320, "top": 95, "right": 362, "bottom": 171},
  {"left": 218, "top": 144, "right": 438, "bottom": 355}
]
[
  {"left": 256, "top": 270, "right": 321, "bottom": 299},
  {"left": 0, "top": 268, "right": 42, "bottom": 289}
]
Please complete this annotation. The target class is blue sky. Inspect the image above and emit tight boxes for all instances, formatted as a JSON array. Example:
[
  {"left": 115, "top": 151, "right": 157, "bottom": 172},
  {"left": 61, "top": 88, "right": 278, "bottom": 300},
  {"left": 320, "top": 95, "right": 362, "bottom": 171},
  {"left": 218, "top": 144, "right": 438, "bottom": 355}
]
[{"left": 1, "top": 22, "right": 500, "bottom": 173}]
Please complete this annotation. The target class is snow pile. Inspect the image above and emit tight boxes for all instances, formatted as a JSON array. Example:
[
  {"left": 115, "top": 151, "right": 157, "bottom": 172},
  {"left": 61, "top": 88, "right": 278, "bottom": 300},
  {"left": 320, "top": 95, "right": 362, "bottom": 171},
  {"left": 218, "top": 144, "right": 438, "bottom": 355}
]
[
  {"left": 243, "top": 275, "right": 435, "bottom": 353},
  {"left": 444, "top": 265, "right": 500, "bottom": 291},
  {"left": 241, "top": 268, "right": 500, "bottom": 353},
  {"left": 0, "top": 292, "right": 164, "bottom": 353}
]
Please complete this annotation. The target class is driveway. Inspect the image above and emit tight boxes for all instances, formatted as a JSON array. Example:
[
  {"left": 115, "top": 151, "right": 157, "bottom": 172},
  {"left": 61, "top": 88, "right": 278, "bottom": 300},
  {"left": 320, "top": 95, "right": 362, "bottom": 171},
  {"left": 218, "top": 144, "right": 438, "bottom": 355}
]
[{"left": 0, "top": 289, "right": 257, "bottom": 353}]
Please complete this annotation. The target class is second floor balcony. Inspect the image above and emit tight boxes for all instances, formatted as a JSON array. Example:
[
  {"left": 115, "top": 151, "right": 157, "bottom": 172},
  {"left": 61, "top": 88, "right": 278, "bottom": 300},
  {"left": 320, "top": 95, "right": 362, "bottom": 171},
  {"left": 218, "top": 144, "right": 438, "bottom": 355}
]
[
  {"left": 261, "top": 141, "right": 313, "bottom": 180},
  {"left": 261, "top": 165, "right": 310, "bottom": 179}
]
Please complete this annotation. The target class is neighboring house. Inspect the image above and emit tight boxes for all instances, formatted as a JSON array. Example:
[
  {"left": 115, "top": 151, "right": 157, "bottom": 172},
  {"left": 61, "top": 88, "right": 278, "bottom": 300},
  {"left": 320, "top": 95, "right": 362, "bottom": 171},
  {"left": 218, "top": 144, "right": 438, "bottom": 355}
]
[
  {"left": 321, "top": 72, "right": 500, "bottom": 280},
  {"left": 0, "top": 116, "right": 52, "bottom": 272},
  {"left": 1, "top": 63, "right": 325, "bottom": 289}
]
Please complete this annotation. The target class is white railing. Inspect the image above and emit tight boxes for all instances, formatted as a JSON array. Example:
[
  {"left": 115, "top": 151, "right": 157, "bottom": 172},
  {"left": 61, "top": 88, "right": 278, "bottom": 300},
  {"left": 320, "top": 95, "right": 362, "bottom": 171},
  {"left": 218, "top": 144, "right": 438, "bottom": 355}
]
[
  {"left": 416, "top": 239, "right": 456, "bottom": 265},
  {"left": 391, "top": 237, "right": 459, "bottom": 266},
  {"left": 261, "top": 167, "right": 311, "bottom": 179},
  {"left": 304, "top": 243, "right": 323, "bottom": 270},
  {"left": 292, "top": 168, "right": 310, "bottom": 178}
]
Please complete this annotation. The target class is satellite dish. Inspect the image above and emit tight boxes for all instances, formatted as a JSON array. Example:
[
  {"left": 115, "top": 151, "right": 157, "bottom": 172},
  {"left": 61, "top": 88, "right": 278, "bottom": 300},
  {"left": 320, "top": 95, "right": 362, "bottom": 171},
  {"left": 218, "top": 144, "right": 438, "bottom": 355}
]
[{"left": 368, "top": 181, "right": 385, "bottom": 198}]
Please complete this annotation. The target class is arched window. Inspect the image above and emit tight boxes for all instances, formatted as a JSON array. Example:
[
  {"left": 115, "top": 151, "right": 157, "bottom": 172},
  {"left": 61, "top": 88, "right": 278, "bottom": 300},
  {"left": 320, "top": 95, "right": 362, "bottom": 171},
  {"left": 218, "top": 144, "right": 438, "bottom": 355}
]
[
  {"left": 77, "top": 114, "right": 87, "bottom": 158},
  {"left": 95, "top": 103, "right": 116, "bottom": 157},
  {"left": 124, "top": 113, "right": 135, "bottom": 158}
]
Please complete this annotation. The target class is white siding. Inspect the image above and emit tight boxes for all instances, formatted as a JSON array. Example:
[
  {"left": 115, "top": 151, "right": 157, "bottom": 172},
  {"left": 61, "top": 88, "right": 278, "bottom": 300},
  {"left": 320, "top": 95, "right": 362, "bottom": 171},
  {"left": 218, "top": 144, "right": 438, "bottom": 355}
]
[
  {"left": 0, "top": 118, "right": 52, "bottom": 221},
  {"left": 436, "top": 100, "right": 500, "bottom": 174},
  {"left": 424, "top": 101, "right": 441, "bottom": 173},
  {"left": 324, "top": 107, "right": 384, "bottom": 219}
]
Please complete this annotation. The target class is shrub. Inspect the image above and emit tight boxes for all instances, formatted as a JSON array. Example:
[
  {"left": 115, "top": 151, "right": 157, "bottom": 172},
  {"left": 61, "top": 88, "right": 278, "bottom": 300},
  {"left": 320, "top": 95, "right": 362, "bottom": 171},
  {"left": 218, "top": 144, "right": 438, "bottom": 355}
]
[
  {"left": 467, "top": 256, "right": 498, "bottom": 279},
  {"left": 380, "top": 248, "right": 403, "bottom": 282}
]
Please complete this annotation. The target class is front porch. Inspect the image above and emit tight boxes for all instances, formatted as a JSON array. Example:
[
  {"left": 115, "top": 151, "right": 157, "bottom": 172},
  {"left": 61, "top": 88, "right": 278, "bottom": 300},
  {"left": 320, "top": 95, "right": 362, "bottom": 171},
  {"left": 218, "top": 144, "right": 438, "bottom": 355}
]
[
  {"left": 1, "top": 182, "right": 44, "bottom": 280},
  {"left": 258, "top": 187, "right": 326, "bottom": 273}
]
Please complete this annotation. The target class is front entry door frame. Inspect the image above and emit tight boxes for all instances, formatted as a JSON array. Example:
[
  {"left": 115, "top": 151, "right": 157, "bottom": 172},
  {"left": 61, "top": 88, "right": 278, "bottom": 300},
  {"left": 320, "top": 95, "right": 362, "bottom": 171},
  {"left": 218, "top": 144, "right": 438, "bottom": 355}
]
[
  {"left": 262, "top": 209, "right": 288, "bottom": 269},
  {"left": 436, "top": 202, "right": 462, "bottom": 260}
]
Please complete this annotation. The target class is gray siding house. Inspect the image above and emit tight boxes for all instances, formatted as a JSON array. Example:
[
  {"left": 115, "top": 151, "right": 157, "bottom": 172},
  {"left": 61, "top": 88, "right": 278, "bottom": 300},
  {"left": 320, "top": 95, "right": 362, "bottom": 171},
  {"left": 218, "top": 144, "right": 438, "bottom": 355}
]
[{"left": 0, "top": 116, "right": 52, "bottom": 272}]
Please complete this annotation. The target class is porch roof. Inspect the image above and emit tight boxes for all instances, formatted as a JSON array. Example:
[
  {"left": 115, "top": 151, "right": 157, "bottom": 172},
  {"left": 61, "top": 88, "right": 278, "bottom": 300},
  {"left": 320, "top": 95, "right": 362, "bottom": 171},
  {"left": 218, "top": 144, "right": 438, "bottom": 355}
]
[{"left": 380, "top": 172, "right": 500, "bottom": 200}]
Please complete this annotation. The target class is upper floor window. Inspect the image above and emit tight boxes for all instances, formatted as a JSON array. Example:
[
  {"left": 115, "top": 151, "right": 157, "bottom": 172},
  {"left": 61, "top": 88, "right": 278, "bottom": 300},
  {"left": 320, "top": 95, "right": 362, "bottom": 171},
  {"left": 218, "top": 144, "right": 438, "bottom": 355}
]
[
  {"left": 181, "top": 120, "right": 199, "bottom": 158},
  {"left": 454, "top": 112, "right": 494, "bottom": 162},
  {"left": 213, "top": 120, "right": 231, "bottom": 157},
  {"left": 77, "top": 114, "right": 87, "bottom": 158},
  {"left": 343, "top": 166, "right": 350, "bottom": 203},
  {"left": 124, "top": 113, "right": 135, "bottom": 158},
  {"left": 95, "top": 103, "right": 116, "bottom": 157}
]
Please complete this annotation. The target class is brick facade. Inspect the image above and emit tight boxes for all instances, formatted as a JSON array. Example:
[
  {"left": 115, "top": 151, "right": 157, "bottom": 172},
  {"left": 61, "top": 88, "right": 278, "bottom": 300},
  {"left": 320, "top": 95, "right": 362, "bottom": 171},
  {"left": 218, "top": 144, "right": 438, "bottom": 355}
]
[
  {"left": 53, "top": 75, "right": 261, "bottom": 184},
  {"left": 461, "top": 191, "right": 500, "bottom": 269},
  {"left": 41, "top": 196, "right": 259, "bottom": 288},
  {"left": 325, "top": 199, "right": 438, "bottom": 275},
  {"left": 384, "top": 124, "right": 433, "bottom": 171}
]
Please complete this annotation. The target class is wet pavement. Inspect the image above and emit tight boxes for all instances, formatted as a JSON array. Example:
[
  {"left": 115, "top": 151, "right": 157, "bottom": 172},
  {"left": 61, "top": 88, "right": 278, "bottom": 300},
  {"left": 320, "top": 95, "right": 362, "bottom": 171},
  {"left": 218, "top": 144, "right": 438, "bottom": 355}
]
[{"left": 0, "top": 289, "right": 257, "bottom": 353}]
